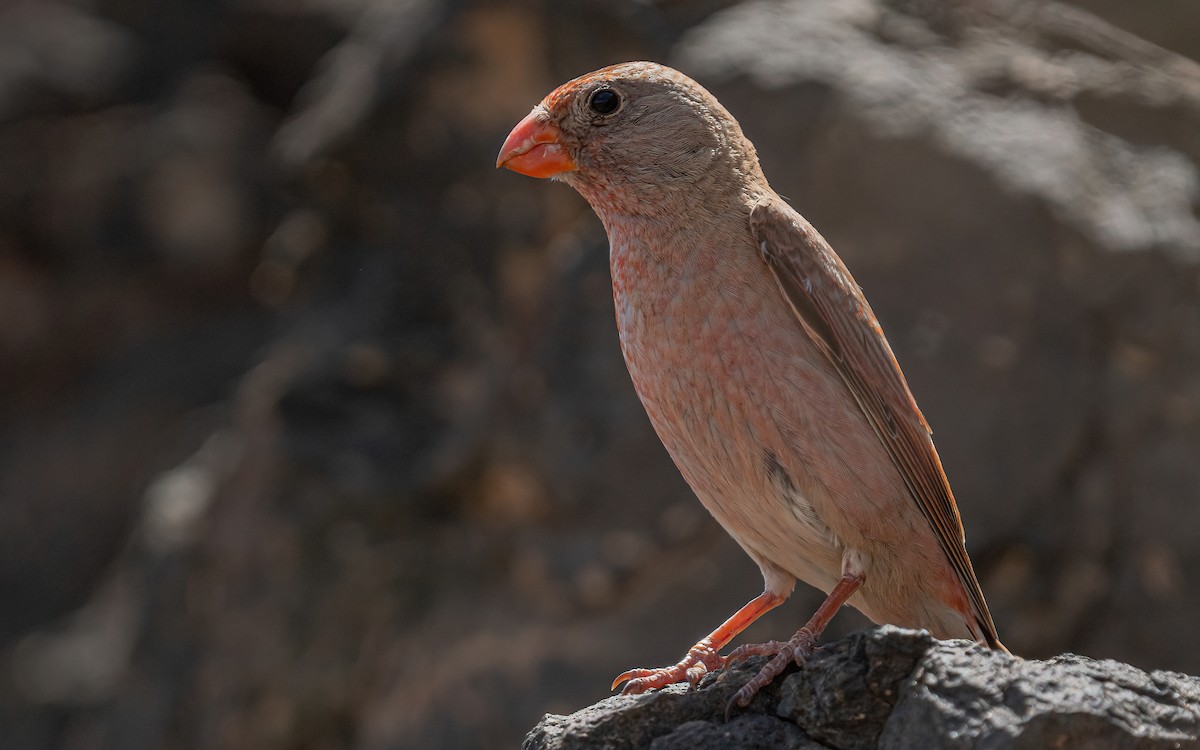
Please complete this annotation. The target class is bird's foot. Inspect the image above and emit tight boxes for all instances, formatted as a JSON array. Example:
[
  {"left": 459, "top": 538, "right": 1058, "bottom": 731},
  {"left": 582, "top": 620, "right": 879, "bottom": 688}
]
[
  {"left": 612, "top": 640, "right": 725, "bottom": 695},
  {"left": 724, "top": 627, "right": 817, "bottom": 717}
]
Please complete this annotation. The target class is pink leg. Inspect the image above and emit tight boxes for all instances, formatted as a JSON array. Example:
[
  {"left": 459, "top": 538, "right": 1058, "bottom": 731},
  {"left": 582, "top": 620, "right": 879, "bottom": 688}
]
[
  {"left": 613, "top": 590, "right": 786, "bottom": 695},
  {"left": 725, "top": 572, "right": 865, "bottom": 714}
]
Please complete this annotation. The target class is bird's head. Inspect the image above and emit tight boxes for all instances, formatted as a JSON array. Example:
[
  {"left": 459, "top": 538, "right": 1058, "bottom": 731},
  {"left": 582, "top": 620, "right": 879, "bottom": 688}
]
[{"left": 497, "top": 62, "right": 763, "bottom": 218}]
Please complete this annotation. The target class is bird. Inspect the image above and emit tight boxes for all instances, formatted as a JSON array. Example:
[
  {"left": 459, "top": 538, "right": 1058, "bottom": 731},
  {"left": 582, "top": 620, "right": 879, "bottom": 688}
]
[{"left": 496, "top": 61, "right": 1005, "bottom": 712}]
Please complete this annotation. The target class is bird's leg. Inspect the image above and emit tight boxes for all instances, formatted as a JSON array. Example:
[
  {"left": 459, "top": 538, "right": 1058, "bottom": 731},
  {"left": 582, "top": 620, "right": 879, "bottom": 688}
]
[
  {"left": 725, "top": 571, "right": 865, "bottom": 714},
  {"left": 612, "top": 590, "right": 786, "bottom": 695}
]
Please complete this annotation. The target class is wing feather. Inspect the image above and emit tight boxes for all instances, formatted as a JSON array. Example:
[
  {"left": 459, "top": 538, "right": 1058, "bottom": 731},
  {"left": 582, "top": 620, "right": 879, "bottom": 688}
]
[{"left": 750, "top": 197, "right": 1002, "bottom": 648}]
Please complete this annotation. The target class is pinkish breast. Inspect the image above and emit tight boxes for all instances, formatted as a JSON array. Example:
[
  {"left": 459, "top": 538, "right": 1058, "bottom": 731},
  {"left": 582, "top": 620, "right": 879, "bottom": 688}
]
[
  {"left": 603, "top": 222, "right": 972, "bottom": 638},
  {"left": 606, "top": 222, "right": 845, "bottom": 584}
]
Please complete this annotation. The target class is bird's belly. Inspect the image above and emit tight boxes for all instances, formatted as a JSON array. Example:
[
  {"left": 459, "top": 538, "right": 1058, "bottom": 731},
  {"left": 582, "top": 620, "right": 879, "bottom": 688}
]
[
  {"left": 613, "top": 270, "right": 847, "bottom": 592},
  {"left": 609, "top": 239, "right": 972, "bottom": 635}
]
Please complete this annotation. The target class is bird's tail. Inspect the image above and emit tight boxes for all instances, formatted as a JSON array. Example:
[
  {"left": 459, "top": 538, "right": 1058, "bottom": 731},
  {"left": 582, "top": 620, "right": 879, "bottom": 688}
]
[{"left": 974, "top": 614, "right": 1010, "bottom": 654}]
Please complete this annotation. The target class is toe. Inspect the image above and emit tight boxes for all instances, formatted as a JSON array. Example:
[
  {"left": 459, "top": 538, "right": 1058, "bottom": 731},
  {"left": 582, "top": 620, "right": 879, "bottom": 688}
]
[
  {"left": 618, "top": 666, "right": 680, "bottom": 695},
  {"left": 612, "top": 643, "right": 727, "bottom": 694},
  {"left": 612, "top": 667, "right": 657, "bottom": 691},
  {"left": 725, "top": 640, "right": 787, "bottom": 668}
]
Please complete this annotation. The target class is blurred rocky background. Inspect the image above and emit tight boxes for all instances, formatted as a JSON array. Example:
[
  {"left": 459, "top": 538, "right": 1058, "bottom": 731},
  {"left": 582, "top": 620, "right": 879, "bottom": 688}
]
[{"left": 1, "top": 0, "right": 1198, "bottom": 748}]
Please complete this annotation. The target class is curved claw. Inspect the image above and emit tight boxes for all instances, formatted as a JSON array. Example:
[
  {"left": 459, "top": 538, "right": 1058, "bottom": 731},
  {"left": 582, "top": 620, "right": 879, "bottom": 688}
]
[
  {"left": 611, "top": 642, "right": 725, "bottom": 695},
  {"left": 611, "top": 668, "right": 655, "bottom": 692},
  {"left": 723, "top": 628, "right": 818, "bottom": 719}
]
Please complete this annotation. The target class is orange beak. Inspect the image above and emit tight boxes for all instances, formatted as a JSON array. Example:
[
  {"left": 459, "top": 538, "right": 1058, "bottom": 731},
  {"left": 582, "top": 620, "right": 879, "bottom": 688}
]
[{"left": 496, "top": 108, "right": 577, "bottom": 178}]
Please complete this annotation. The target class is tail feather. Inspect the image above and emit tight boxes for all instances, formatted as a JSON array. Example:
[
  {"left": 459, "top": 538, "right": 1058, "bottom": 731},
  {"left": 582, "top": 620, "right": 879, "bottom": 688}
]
[{"left": 976, "top": 614, "right": 1009, "bottom": 654}]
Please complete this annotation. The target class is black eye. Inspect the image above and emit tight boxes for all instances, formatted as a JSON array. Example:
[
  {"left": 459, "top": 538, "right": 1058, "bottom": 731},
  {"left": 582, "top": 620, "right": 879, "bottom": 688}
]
[{"left": 589, "top": 88, "right": 620, "bottom": 115}]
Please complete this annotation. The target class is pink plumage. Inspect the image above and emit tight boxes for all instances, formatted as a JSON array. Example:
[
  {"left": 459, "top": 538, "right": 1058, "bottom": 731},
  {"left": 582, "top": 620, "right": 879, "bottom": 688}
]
[{"left": 498, "top": 61, "right": 1004, "bottom": 711}]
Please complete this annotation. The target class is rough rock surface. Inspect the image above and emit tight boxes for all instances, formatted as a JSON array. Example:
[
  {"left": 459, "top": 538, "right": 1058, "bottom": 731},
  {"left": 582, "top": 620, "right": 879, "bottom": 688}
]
[{"left": 525, "top": 627, "right": 1200, "bottom": 750}]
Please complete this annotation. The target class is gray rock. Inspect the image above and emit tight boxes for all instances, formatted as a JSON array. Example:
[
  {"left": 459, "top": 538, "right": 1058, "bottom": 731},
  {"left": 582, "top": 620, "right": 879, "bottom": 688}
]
[
  {"left": 776, "top": 628, "right": 934, "bottom": 750},
  {"left": 649, "top": 716, "right": 823, "bottom": 750},
  {"left": 882, "top": 636, "right": 1200, "bottom": 749},
  {"left": 525, "top": 627, "right": 1200, "bottom": 750}
]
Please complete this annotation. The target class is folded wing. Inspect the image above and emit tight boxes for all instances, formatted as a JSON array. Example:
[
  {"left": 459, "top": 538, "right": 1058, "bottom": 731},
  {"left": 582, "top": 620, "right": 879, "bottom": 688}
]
[{"left": 750, "top": 197, "right": 1002, "bottom": 648}]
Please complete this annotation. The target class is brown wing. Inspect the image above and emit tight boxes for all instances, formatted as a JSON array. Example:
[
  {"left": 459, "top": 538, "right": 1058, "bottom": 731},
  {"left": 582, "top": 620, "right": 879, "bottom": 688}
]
[{"left": 750, "top": 196, "right": 1002, "bottom": 649}]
